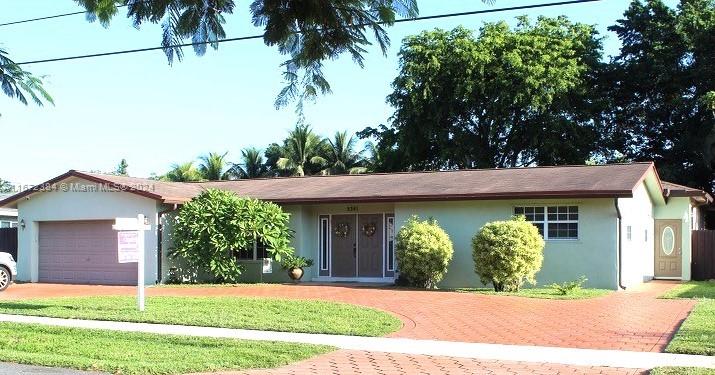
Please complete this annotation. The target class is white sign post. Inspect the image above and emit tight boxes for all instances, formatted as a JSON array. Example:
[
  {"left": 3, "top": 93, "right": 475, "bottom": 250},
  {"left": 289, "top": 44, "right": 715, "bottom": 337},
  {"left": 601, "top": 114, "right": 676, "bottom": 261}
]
[{"left": 113, "top": 214, "right": 151, "bottom": 311}]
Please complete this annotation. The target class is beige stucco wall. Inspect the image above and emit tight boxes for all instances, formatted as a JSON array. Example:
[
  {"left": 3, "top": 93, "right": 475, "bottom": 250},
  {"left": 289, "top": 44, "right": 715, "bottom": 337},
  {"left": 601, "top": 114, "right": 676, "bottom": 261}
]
[
  {"left": 617, "top": 182, "right": 655, "bottom": 287},
  {"left": 394, "top": 198, "right": 620, "bottom": 289},
  {"left": 16, "top": 177, "right": 161, "bottom": 285}
]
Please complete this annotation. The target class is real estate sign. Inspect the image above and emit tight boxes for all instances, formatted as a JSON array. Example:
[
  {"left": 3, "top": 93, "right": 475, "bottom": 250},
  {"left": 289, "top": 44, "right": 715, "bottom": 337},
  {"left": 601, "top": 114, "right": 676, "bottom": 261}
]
[
  {"left": 117, "top": 231, "right": 140, "bottom": 263},
  {"left": 113, "top": 215, "right": 151, "bottom": 312}
]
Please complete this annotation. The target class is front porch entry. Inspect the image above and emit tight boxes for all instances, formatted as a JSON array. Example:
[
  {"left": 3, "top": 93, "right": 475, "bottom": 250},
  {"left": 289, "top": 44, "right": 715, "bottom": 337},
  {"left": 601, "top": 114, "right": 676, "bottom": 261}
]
[{"left": 315, "top": 213, "right": 396, "bottom": 282}]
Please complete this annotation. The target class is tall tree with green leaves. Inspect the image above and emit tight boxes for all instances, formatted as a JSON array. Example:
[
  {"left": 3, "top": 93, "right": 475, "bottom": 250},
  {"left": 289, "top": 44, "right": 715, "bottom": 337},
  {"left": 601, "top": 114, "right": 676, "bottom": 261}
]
[
  {"left": 602, "top": 0, "right": 715, "bottom": 192},
  {"left": 198, "top": 152, "right": 231, "bottom": 181},
  {"left": 74, "top": 0, "right": 419, "bottom": 107},
  {"left": 360, "top": 17, "right": 603, "bottom": 171},
  {"left": 114, "top": 159, "right": 129, "bottom": 176},
  {"left": 0, "top": 48, "right": 53, "bottom": 115},
  {"left": 324, "top": 131, "right": 366, "bottom": 174},
  {"left": 272, "top": 124, "right": 327, "bottom": 176},
  {"left": 161, "top": 162, "right": 202, "bottom": 182},
  {"left": 229, "top": 147, "right": 268, "bottom": 179},
  {"left": 0, "top": 178, "right": 13, "bottom": 194},
  {"left": 362, "top": 141, "right": 382, "bottom": 172}
]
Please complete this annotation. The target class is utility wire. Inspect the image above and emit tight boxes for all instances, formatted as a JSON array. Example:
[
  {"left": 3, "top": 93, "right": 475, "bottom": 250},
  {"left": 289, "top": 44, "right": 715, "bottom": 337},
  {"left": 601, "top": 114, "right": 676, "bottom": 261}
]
[
  {"left": 0, "top": 1, "right": 154, "bottom": 27},
  {"left": 0, "top": 4, "right": 133, "bottom": 27},
  {"left": 12, "top": 0, "right": 599, "bottom": 67},
  {"left": 0, "top": 9, "right": 91, "bottom": 27}
]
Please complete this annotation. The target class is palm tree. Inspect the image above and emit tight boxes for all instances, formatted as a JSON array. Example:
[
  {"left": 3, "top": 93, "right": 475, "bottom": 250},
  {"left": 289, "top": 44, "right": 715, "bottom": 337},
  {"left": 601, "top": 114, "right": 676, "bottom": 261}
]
[
  {"left": 229, "top": 147, "right": 268, "bottom": 179},
  {"left": 324, "top": 131, "right": 367, "bottom": 174},
  {"left": 363, "top": 141, "right": 381, "bottom": 172},
  {"left": 198, "top": 152, "right": 231, "bottom": 181},
  {"left": 161, "top": 162, "right": 201, "bottom": 182},
  {"left": 276, "top": 124, "right": 327, "bottom": 176}
]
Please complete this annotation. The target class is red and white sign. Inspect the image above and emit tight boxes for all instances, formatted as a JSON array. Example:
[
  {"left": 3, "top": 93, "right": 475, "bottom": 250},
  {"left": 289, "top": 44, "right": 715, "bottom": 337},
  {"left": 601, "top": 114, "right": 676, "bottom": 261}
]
[{"left": 117, "top": 231, "right": 140, "bottom": 263}]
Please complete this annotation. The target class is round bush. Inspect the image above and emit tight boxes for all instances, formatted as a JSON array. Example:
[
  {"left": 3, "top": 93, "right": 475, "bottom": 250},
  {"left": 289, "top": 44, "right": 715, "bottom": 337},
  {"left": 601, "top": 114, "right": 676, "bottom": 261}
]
[
  {"left": 395, "top": 216, "right": 454, "bottom": 289},
  {"left": 472, "top": 216, "right": 545, "bottom": 292}
]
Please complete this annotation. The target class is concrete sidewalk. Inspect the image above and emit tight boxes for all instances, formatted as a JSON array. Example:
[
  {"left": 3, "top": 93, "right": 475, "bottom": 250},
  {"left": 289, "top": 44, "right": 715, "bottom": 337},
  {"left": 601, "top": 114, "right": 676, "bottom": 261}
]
[
  {"left": 0, "top": 363, "right": 104, "bottom": 375},
  {"left": 1, "top": 313, "right": 713, "bottom": 370}
]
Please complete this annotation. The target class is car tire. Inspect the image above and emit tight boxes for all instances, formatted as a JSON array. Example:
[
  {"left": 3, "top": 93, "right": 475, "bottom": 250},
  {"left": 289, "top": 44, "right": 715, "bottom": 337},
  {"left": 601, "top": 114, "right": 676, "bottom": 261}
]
[{"left": 0, "top": 266, "right": 10, "bottom": 292}]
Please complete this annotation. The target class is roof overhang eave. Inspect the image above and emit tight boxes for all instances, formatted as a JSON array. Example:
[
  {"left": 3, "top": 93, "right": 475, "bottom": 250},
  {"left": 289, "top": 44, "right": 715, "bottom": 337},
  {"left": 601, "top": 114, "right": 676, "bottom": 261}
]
[
  {"left": 0, "top": 170, "right": 167, "bottom": 208},
  {"left": 266, "top": 191, "right": 635, "bottom": 205}
]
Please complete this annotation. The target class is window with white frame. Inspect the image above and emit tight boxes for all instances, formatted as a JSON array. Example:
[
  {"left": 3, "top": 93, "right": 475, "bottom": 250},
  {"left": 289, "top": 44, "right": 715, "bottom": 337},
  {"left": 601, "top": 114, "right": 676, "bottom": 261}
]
[
  {"left": 513, "top": 205, "right": 578, "bottom": 240},
  {"left": 320, "top": 217, "right": 329, "bottom": 270},
  {"left": 0, "top": 221, "right": 13, "bottom": 229},
  {"left": 386, "top": 216, "right": 395, "bottom": 271},
  {"left": 626, "top": 225, "right": 632, "bottom": 241}
]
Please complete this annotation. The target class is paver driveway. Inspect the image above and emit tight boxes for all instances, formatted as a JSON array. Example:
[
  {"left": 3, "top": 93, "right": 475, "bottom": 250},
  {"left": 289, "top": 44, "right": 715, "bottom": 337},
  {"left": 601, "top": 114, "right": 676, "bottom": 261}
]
[
  {"left": 229, "top": 350, "right": 647, "bottom": 375},
  {"left": 1, "top": 280, "right": 694, "bottom": 352}
]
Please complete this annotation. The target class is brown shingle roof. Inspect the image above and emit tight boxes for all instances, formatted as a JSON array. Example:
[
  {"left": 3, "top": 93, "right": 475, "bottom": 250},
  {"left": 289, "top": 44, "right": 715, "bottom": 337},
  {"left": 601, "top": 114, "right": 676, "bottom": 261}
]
[
  {"left": 197, "top": 162, "right": 656, "bottom": 203},
  {"left": 0, "top": 162, "right": 671, "bottom": 207},
  {"left": 662, "top": 181, "right": 712, "bottom": 201}
]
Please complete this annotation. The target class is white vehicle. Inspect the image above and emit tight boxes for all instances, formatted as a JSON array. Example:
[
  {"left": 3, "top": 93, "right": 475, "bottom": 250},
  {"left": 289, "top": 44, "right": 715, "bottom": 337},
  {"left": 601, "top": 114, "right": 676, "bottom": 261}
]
[{"left": 0, "top": 252, "right": 17, "bottom": 291}]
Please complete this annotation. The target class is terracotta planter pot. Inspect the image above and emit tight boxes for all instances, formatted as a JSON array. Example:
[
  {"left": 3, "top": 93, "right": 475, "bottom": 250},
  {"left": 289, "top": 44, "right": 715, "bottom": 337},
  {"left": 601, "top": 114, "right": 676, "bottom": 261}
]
[{"left": 288, "top": 267, "right": 304, "bottom": 281}]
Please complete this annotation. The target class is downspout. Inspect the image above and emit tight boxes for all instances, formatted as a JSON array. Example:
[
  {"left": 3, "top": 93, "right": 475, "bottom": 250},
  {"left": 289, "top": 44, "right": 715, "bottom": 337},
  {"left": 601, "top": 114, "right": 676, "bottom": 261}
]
[
  {"left": 156, "top": 220, "right": 162, "bottom": 284},
  {"left": 614, "top": 198, "right": 626, "bottom": 290}
]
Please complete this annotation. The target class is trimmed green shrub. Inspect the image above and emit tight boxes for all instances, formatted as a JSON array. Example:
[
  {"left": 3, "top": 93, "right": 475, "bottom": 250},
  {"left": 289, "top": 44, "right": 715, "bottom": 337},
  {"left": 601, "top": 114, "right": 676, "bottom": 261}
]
[
  {"left": 472, "top": 216, "right": 545, "bottom": 292},
  {"left": 548, "top": 276, "right": 588, "bottom": 295},
  {"left": 171, "top": 189, "right": 294, "bottom": 283},
  {"left": 395, "top": 216, "right": 454, "bottom": 289}
]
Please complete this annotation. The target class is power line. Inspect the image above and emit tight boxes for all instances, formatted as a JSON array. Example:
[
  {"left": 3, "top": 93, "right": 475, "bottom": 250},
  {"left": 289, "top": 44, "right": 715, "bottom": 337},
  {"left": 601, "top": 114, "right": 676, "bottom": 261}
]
[
  {"left": 0, "top": 4, "right": 133, "bottom": 27},
  {"left": 0, "top": 9, "right": 89, "bottom": 27},
  {"left": 0, "top": 1, "right": 161, "bottom": 27},
  {"left": 13, "top": 0, "right": 599, "bottom": 67}
]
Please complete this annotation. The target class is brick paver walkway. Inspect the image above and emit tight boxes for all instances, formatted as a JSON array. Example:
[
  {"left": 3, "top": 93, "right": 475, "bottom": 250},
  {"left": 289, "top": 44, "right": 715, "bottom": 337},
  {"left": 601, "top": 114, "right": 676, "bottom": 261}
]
[
  {"left": 212, "top": 350, "right": 647, "bottom": 375},
  {"left": 1, "top": 280, "right": 694, "bottom": 353},
  {"left": 1, "top": 281, "right": 698, "bottom": 374}
]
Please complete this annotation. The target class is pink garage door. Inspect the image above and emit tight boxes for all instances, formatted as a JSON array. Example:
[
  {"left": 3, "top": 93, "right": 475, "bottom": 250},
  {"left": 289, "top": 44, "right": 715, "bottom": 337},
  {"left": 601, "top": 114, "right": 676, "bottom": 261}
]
[{"left": 39, "top": 221, "right": 138, "bottom": 285}]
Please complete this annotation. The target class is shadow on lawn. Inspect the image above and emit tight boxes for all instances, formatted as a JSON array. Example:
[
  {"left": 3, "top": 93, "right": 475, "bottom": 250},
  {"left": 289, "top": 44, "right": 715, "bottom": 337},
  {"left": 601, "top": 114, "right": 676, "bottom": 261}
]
[{"left": 0, "top": 302, "right": 78, "bottom": 311}]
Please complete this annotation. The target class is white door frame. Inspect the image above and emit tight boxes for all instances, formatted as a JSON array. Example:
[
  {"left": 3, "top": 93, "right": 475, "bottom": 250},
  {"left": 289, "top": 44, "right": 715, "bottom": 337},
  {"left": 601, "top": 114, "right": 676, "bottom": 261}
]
[{"left": 316, "top": 212, "right": 394, "bottom": 282}]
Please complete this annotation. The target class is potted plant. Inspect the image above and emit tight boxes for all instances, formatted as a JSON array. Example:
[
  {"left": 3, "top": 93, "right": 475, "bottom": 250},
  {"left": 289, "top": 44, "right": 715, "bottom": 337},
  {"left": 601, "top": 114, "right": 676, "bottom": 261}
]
[{"left": 281, "top": 255, "right": 314, "bottom": 281}]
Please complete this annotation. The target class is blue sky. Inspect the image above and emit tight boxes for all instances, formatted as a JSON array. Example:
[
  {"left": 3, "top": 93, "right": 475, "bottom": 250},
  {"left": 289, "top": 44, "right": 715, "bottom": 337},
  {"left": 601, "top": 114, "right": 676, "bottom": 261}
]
[{"left": 1, "top": 0, "right": 658, "bottom": 184}]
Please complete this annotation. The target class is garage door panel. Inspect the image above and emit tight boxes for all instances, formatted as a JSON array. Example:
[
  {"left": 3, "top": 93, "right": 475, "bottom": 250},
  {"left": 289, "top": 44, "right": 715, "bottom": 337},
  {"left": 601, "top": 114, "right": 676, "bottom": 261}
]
[{"left": 39, "top": 221, "right": 137, "bottom": 285}]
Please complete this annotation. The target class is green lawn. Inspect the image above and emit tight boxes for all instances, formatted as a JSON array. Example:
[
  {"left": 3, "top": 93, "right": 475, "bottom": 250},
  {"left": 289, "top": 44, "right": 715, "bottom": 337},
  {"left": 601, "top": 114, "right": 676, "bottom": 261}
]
[
  {"left": 661, "top": 281, "right": 715, "bottom": 299},
  {"left": 0, "top": 322, "right": 332, "bottom": 375},
  {"left": 651, "top": 368, "right": 715, "bottom": 375},
  {"left": 665, "top": 299, "right": 715, "bottom": 355},
  {"left": 0, "top": 296, "right": 401, "bottom": 337},
  {"left": 455, "top": 287, "right": 611, "bottom": 300},
  {"left": 659, "top": 281, "right": 715, "bottom": 356}
]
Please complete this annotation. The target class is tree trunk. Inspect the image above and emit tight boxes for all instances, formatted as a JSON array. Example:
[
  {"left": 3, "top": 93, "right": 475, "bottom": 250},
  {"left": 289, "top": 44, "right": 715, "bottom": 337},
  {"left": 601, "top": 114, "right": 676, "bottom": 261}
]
[{"left": 492, "top": 281, "right": 504, "bottom": 292}]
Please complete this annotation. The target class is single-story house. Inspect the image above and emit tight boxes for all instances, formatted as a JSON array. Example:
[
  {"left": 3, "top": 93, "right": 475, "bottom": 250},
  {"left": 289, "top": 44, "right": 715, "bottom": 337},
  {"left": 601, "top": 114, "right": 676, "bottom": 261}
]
[
  {"left": 0, "top": 194, "right": 18, "bottom": 228},
  {"left": 0, "top": 162, "right": 710, "bottom": 289}
]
